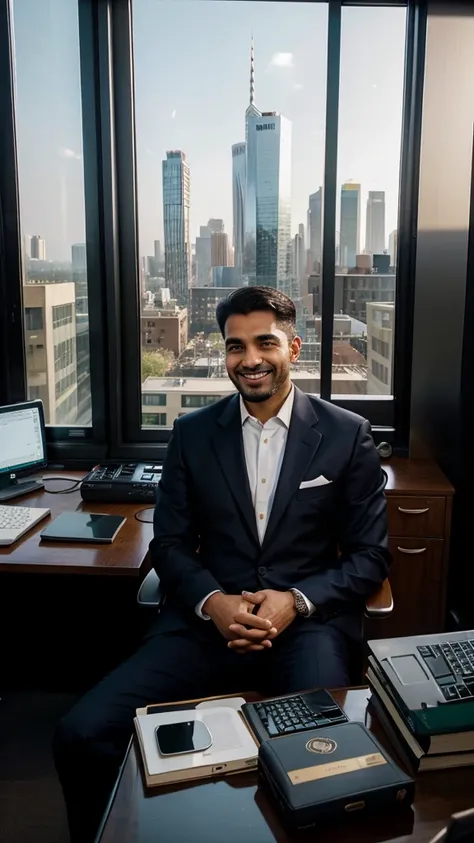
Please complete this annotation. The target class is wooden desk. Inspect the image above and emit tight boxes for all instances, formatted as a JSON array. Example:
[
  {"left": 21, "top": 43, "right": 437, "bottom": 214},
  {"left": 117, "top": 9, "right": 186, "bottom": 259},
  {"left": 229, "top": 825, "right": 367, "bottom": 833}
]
[
  {"left": 97, "top": 688, "right": 471, "bottom": 843},
  {"left": 0, "top": 472, "right": 154, "bottom": 689},
  {"left": 0, "top": 472, "right": 153, "bottom": 576}
]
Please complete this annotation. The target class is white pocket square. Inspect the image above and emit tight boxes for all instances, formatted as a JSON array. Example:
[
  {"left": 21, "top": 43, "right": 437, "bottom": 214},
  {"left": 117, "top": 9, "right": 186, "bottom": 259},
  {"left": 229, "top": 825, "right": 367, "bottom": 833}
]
[{"left": 299, "top": 475, "right": 332, "bottom": 489}]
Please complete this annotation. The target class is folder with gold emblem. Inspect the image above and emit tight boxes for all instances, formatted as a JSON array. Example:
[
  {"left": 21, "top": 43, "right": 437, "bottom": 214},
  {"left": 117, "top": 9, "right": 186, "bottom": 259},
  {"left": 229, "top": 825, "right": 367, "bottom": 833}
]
[{"left": 258, "top": 721, "right": 414, "bottom": 830}]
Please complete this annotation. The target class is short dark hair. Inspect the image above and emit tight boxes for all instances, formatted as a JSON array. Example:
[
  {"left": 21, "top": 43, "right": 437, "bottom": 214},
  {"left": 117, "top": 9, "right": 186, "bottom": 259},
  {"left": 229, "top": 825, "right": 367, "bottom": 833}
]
[{"left": 216, "top": 286, "right": 296, "bottom": 338}]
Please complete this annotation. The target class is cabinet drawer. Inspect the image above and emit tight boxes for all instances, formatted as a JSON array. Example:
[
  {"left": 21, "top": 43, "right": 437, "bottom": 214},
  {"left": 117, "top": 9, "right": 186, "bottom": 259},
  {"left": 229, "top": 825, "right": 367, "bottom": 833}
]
[
  {"left": 387, "top": 496, "right": 446, "bottom": 538},
  {"left": 367, "top": 538, "right": 444, "bottom": 640}
]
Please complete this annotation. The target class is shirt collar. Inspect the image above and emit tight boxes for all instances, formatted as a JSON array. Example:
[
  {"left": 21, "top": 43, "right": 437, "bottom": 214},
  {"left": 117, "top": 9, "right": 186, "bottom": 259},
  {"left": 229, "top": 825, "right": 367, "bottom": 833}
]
[{"left": 240, "top": 385, "right": 294, "bottom": 429}]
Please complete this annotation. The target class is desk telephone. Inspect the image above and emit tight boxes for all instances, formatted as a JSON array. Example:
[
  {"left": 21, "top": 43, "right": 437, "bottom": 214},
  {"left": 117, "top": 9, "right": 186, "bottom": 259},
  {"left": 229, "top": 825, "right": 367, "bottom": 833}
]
[{"left": 80, "top": 462, "right": 162, "bottom": 504}]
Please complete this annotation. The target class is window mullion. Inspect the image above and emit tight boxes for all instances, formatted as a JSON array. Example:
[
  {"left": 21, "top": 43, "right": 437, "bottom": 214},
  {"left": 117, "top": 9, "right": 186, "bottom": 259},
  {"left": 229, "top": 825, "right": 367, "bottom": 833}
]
[{"left": 320, "top": 1, "right": 342, "bottom": 400}]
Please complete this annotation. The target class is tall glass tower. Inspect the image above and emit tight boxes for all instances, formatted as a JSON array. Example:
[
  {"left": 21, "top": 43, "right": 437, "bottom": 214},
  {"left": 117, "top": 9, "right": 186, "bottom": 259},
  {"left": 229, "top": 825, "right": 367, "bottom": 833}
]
[
  {"left": 365, "top": 190, "right": 386, "bottom": 254},
  {"left": 162, "top": 150, "right": 190, "bottom": 306},
  {"left": 245, "top": 113, "right": 292, "bottom": 289},
  {"left": 340, "top": 182, "right": 361, "bottom": 269},
  {"left": 308, "top": 188, "right": 322, "bottom": 272}
]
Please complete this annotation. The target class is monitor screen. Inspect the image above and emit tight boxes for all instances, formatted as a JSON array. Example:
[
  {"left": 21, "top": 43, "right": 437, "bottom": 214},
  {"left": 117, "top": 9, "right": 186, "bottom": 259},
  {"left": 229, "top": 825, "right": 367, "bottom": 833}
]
[{"left": 0, "top": 401, "right": 47, "bottom": 476}]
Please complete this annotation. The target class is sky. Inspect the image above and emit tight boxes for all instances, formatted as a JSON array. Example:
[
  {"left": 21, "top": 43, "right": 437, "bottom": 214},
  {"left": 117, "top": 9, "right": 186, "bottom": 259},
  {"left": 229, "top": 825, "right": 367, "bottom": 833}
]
[{"left": 12, "top": 0, "right": 406, "bottom": 263}]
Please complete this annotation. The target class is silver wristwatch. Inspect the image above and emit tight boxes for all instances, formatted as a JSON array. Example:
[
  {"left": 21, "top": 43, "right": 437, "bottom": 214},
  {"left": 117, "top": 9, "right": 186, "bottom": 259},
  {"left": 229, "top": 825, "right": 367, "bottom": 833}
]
[{"left": 290, "top": 588, "right": 310, "bottom": 617}]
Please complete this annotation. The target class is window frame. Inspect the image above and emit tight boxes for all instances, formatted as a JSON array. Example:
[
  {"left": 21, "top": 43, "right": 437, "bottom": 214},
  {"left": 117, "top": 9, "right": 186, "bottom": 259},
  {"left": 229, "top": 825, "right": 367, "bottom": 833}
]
[{"left": 0, "top": 0, "right": 426, "bottom": 465}]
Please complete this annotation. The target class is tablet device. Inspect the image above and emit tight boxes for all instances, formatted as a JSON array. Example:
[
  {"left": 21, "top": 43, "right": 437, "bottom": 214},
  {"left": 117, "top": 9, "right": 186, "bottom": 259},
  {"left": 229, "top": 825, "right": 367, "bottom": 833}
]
[{"left": 40, "top": 512, "right": 126, "bottom": 543}]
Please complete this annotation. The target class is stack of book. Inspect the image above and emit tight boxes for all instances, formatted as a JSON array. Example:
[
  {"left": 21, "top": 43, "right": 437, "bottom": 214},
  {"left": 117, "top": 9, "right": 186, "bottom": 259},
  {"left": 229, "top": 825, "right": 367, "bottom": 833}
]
[{"left": 367, "top": 656, "right": 474, "bottom": 773}]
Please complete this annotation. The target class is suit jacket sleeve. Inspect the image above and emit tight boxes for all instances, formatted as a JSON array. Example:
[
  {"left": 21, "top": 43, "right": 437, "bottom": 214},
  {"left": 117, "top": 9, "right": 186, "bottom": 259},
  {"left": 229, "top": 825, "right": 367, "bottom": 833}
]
[
  {"left": 293, "top": 420, "right": 390, "bottom": 610},
  {"left": 149, "top": 420, "right": 223, "bottom": 611}
]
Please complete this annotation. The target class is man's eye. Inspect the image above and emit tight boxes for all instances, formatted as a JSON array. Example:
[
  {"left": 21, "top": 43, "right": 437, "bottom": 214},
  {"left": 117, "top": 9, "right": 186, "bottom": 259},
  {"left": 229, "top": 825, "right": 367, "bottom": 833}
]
[
  {"left": 227, "top": 345, "right": 241, "bottom": 353},
  {"left": 261, "top": 341, "right": 274, "bottom": 348}
]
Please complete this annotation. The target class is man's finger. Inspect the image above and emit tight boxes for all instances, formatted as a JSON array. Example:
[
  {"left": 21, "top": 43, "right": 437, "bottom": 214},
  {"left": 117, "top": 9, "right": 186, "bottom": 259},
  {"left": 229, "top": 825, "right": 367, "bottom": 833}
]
[
  {"left": 241, "top": 590, "right": 266, "bottom": 605},
  {"left": 228, "top": 639, "right": 271, "bottom": 652},
  {"left": 232, "top": 612, "right": 273, "bottom": 630},
  {"left": 229, "top": 623, "right": 277, "bottom": 641}
]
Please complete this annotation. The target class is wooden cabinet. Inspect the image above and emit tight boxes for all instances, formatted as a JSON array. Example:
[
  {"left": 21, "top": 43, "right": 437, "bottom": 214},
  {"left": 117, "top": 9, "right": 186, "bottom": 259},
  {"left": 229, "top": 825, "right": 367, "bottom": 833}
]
[{"left": 367, "top": 458, "right": 453, "bottom": 640}]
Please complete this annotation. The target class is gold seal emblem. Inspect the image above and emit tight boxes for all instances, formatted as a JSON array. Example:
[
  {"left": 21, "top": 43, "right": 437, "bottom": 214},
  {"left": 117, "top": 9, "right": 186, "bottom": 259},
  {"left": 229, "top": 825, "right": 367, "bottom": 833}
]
[{"left": 306, "top": 737, "right": 337, "bottom": 754}]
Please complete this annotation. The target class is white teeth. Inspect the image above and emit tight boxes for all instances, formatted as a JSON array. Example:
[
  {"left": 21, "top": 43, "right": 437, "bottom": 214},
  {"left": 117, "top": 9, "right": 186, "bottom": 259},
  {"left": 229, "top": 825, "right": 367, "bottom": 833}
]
[{"left": 242, "top": 372, "right": 269, "bottom": 380}]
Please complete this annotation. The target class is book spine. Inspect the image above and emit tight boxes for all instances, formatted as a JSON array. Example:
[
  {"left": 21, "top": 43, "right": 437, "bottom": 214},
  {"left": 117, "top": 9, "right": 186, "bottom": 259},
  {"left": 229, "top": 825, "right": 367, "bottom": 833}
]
[
  {"left": 368, "top": 661, "right": 432, "bottom": 745},
  {"left": 369, "top": 693, "right": 419, "bottom": 774}
]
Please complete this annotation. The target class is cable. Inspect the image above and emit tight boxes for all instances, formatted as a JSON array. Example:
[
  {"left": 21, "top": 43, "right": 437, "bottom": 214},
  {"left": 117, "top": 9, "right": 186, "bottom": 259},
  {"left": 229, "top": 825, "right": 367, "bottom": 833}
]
[
  {"left": 134, "top": 507, "right": 154, "bottom": 523},
  {"left": 42, "top": 476, "right": 85, "bottom": 494}
]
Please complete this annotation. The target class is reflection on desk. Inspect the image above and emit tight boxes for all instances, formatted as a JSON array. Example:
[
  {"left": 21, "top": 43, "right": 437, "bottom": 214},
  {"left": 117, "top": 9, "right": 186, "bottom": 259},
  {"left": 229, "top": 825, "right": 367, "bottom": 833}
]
[{"left": 0, "top": 471, "right": 153, "bottom": 576}]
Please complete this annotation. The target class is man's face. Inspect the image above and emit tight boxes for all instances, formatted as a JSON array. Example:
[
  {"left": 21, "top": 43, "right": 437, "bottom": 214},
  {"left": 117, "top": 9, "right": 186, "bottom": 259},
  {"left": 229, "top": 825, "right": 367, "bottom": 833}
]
[{"left": 224, "top": 310, "right": 301, "bottom": 403}]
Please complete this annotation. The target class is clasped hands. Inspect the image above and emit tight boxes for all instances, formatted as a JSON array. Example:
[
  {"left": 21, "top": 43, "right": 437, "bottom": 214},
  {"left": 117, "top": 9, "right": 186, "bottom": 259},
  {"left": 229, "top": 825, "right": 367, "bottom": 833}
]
[{"left": 203, "top": 589, "right": 297, "bottom": 654}]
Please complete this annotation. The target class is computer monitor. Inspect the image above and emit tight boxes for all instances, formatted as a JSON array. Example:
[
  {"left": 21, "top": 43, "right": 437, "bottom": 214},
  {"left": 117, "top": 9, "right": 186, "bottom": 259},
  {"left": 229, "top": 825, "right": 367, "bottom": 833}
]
[{"left": 0, "top": 400, "right": 47, "bottom": 502}]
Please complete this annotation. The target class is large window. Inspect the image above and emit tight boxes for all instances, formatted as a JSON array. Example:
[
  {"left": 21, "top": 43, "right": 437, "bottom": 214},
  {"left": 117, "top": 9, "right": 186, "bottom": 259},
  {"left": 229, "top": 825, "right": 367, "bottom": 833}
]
[
  {"left": 331, "top": 4, "right": 405, "bottom": 398},
  {"left": 11, "top": 0, "right": 92, "bottom": 426},
  {"left": 0, "top": 0, "right": 423, "bottom": 458},
  {"left": 133, "top": 0, "right": 328, "bottom": 430}
]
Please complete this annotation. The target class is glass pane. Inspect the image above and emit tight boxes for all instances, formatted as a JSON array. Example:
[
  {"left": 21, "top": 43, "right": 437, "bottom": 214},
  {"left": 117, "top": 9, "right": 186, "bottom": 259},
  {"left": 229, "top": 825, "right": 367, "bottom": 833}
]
[
  {"left": 329, "top": 5, "right": 406, "bottom": 397},
  {"left": 133, "top": 0, "right": 328, "bottom": 428},
  {"left": 12, "top": 0, "right": 92, "bottom": 425}
]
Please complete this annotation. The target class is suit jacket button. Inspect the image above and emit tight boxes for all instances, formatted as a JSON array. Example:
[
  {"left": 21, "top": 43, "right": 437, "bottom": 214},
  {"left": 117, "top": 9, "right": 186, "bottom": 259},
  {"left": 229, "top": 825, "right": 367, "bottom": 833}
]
[{"left": 258, "top": 566, "right": 267, "bottom": 575}]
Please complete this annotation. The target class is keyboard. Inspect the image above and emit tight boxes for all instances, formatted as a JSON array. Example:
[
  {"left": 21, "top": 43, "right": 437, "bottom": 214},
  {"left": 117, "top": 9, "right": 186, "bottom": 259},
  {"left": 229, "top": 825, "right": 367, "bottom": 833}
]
[
  {"left": 418, "top": 642, "right": 474, "bottom": 700},
  {"left": 0, "top": 504, "right": 51, "bottom": 546},
  {"left": 253, "top": 693, "right": 348, "bottom": 737}
]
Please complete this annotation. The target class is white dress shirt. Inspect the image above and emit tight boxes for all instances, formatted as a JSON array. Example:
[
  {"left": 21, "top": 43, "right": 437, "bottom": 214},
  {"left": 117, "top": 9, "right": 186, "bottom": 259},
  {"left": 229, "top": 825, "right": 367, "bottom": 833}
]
[{"left": 196, "top": 386, "right": 315, "bottom": 619}]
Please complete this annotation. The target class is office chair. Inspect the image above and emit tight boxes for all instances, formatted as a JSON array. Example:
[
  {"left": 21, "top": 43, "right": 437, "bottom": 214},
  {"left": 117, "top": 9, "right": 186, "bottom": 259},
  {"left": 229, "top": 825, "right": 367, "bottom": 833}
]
[{"left": 137, "top": 567, "right": 393, "bottom": 619}]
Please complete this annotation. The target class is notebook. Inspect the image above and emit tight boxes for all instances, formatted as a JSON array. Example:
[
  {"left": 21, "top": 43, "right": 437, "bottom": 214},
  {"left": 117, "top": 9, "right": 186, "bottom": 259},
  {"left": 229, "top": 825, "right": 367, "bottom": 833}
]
[{"left": 40, "top": 512, "right": 126, "bottom": 543}]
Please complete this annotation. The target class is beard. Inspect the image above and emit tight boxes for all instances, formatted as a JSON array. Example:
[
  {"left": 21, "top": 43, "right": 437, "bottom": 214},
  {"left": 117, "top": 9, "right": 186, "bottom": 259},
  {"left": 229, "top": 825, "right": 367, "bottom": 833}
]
[{"left": 230, "top": 364, "right": 290, "bottom": 403}]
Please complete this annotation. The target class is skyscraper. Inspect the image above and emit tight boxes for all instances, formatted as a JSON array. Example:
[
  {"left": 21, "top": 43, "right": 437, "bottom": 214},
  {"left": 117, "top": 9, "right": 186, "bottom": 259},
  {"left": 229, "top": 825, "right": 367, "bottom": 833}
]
[
  {"left": 340, "top": 182, "right": 361, "bottom": 268},
  {"left": 308, "top": 189, "right": 322, "bottom": 272},
  {"left": 245, "top": 112, "right": 292, "bottom": 289},
  {"left": 154, "top": 240, "right": 162, "bottom": 265},
  {"left": 232, "top": 142, "right": 246, "bottom": 276},
  {"left": 162, "top": 150, "right": 191, "bottom": 305},
  {"left": 297, "top": 223, "right": 306, "bottom": 289},
  {"left": 195, "top": 226, "right": 212, "bottom": 285},
  {"left": 211, "top": 232, "right": 229, "bottom": 267},
  {"left": 365, "top": 190, "right": 386, "bottom": 254},
  {"left": 30, "top": 235, "right": 46, "bottom": 260}
]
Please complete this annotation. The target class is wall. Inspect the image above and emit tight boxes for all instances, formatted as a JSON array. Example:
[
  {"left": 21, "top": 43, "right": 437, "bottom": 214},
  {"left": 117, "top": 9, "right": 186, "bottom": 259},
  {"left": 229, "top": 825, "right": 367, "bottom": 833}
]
[{"left": 410, "top": 3, "right": 474, "bottom": 622}]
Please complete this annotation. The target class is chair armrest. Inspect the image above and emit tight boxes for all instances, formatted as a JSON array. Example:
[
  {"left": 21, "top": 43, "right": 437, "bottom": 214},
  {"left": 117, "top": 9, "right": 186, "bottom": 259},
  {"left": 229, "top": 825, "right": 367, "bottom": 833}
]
[
  {"left": 364, "top": 579, "right": 393, "bottom": 619},
  {"left": 137, "top": 569, "right": 163, "bottom": 608}
]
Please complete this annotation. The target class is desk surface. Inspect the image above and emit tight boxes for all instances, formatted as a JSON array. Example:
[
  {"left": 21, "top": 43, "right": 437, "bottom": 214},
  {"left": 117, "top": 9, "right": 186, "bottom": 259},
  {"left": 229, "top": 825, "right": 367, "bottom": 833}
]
[
  {"left": 0, "top": 472, "right": 153, "bottom": 576},
  {"left": 98, "top": 688, "right": 471, "bottom": 843},
  {"left": 0, "top": 457, "right": 452, "bottom": 576}
]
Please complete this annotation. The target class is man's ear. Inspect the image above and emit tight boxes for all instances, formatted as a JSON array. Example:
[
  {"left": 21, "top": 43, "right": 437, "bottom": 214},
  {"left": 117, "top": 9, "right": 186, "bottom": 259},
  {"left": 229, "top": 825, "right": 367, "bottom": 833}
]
[{"left": 290, "top": 336, "right": 302, "bottom": 363}]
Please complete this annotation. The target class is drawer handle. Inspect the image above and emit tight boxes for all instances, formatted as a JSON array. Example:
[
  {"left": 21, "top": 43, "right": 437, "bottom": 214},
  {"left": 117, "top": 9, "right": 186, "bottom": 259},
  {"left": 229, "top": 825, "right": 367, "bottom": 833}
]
[
  {"left": 397, "top": 507, "right": 429, "bottom": 515},
  {"left": 397, "top": 547, "right": 427, "bottom": 555}
]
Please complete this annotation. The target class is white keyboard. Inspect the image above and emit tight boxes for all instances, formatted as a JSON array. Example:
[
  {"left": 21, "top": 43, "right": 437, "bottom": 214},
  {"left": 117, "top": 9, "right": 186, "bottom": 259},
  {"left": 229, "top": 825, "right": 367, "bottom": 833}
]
[{"left": 0, "top": 504, "right": 51, "bottom": 546}]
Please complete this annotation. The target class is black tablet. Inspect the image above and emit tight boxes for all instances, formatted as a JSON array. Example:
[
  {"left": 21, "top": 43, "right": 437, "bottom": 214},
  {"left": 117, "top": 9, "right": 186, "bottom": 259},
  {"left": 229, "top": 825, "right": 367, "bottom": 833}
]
[{"left": 40, "top": 512, "right": 126, "bottom": 543}]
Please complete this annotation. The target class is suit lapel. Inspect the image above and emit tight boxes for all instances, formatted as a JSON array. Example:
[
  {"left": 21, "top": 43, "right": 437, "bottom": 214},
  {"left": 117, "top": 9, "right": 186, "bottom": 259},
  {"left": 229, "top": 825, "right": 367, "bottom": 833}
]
[
  {"left": 262, "top": 388, "right": 322, "bottom": 551},
  {"left": 212, "top": 395, "right": 260, "bottom": 547}
]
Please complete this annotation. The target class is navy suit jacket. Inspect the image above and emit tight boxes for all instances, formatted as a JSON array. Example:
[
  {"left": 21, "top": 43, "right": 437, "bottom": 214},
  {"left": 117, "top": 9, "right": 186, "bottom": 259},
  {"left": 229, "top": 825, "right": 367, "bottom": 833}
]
[{"left": 149, "top": 387, "right": 390, "bottom": 637}]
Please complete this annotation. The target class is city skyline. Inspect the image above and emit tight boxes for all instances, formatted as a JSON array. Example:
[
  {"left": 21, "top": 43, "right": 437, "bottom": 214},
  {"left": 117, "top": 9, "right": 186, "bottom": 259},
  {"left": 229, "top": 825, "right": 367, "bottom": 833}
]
[{"left": 12, "top": 0, "right": 406, "bottom": 263}]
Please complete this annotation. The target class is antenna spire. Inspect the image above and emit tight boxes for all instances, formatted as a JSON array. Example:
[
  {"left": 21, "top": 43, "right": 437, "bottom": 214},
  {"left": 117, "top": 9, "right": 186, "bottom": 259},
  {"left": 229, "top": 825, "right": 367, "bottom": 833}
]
[{"left": 250, "top": 36, "right": 255, "bottom": 105}]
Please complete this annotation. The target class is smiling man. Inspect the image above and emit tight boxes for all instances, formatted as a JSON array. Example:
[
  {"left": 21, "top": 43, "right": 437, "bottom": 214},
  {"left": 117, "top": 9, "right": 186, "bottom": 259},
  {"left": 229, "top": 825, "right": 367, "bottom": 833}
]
[{"left": 53, "top": 286, "right": 390, "bottom": 843}]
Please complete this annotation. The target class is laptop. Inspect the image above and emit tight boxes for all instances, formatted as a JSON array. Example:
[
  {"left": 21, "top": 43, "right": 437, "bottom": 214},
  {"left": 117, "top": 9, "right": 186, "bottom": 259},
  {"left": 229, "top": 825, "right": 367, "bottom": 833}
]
[{"left": 368, "top": 630, "right": 474, "bottom": 735}]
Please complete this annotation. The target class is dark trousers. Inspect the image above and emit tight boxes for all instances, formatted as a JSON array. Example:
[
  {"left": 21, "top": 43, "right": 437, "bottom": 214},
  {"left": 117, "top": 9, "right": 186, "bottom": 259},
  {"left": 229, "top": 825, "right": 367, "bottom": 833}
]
[{"left": 53, "top": 613, "right": 350, "bottom": 843}]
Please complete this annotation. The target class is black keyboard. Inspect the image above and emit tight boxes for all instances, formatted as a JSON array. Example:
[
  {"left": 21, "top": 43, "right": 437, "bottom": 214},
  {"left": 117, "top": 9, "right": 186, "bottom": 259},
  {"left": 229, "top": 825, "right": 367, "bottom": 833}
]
[
  {"left": 253, "top": 694, "right": 347, "bottom": 737},
  {"left": 418, "top": 641, "right": 474, "bottom": 701}
]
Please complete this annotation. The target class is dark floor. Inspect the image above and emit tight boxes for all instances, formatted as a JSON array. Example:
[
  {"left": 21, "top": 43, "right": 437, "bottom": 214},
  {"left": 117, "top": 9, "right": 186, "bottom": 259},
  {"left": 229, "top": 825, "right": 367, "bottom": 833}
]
[{"left": 0, "top": 692, "right": 78, "bottom": 843}]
